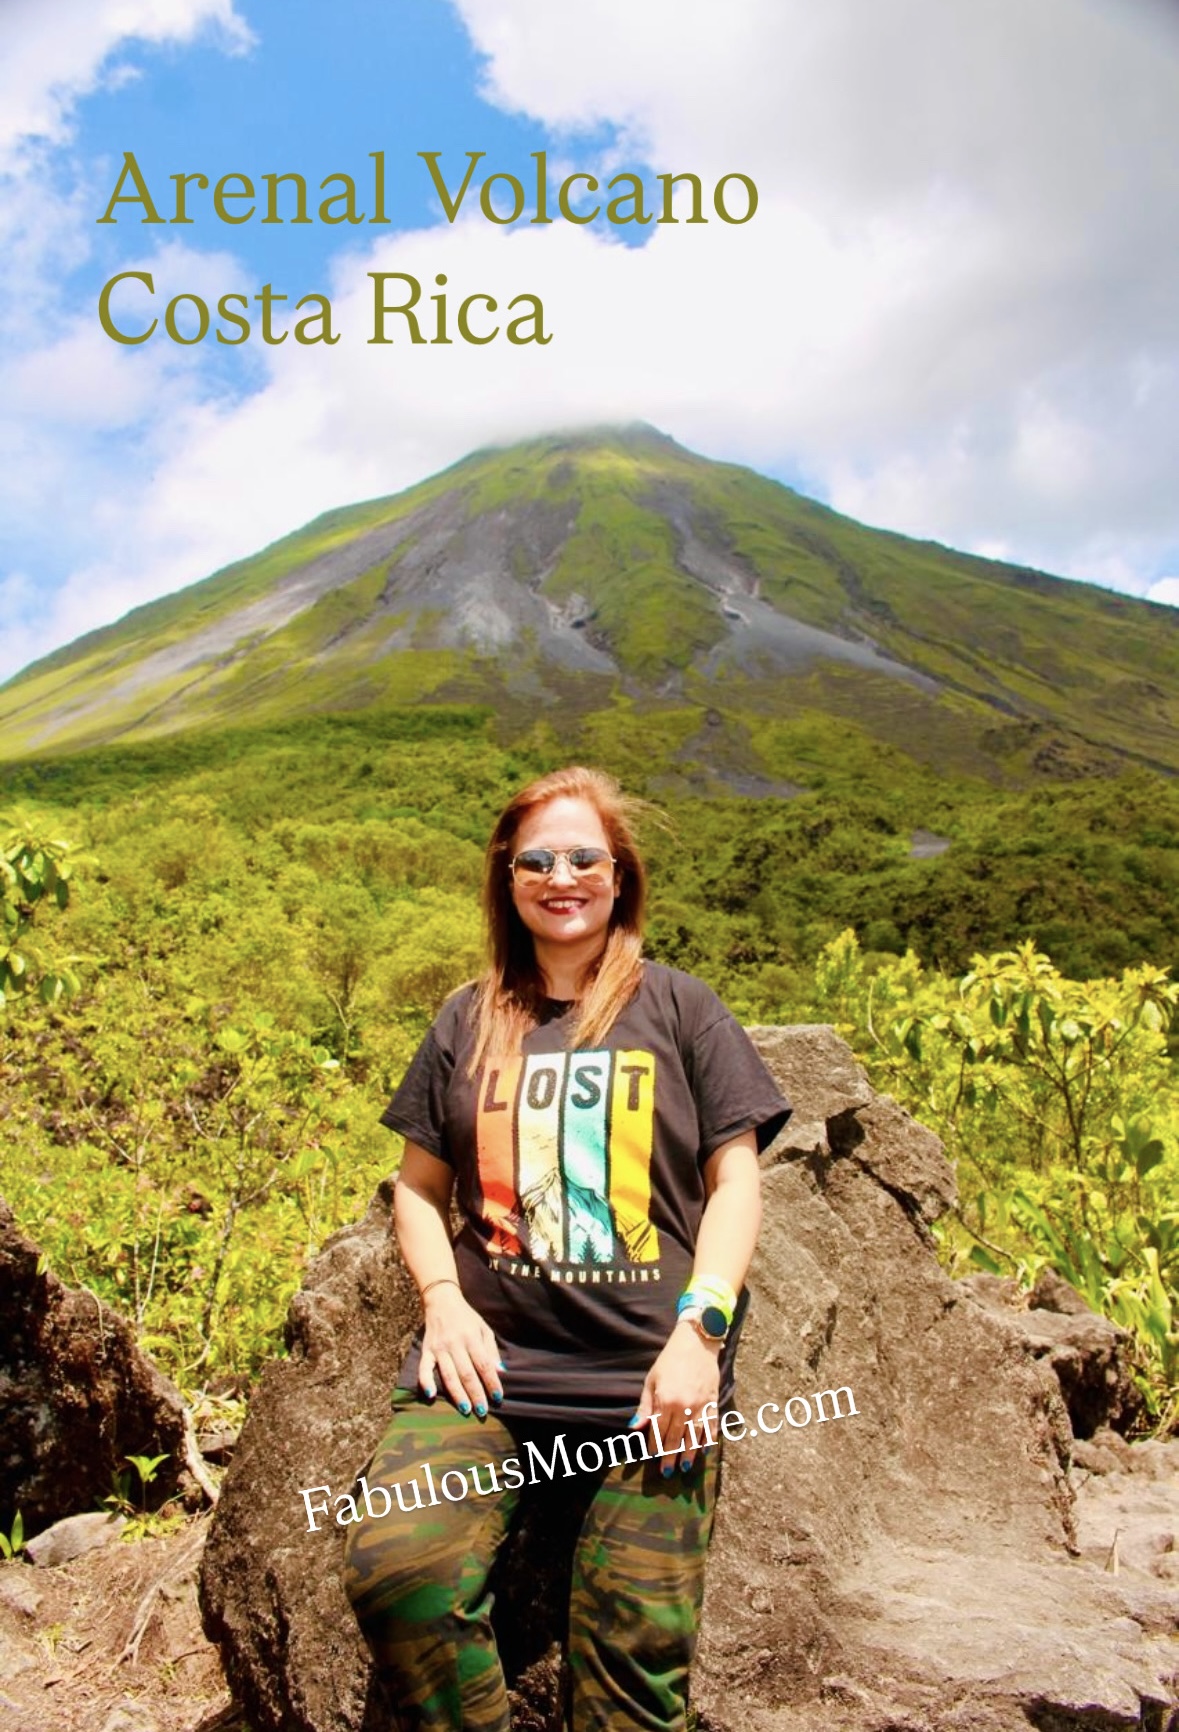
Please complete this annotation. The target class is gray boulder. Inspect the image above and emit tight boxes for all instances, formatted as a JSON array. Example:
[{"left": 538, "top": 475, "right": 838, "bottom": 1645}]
[
  {"left": 24, "top": 1509, "right": 126, "bottom": 1567},
  {"left": 958, "top": 1266, "right": 1146, "bottom": 1439},
  {"left": 199, "top": 1027, "right": 1179, "bottom": 1732}
]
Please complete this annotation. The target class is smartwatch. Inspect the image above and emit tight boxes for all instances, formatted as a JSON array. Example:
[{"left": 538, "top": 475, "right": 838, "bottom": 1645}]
[{"left": 678, "top": 1303, "right": 729, "bottom": 1344}]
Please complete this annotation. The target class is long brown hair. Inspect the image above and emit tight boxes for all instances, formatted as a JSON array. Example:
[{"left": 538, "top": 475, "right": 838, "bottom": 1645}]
[{"left": 469, "top": 766, "right": 648, "bottom": 1072}]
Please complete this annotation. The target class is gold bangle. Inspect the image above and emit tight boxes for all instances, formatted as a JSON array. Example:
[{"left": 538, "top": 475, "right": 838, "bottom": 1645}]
[{"left": 420, "top": 1277, "right": 461, "bottom": 1300}]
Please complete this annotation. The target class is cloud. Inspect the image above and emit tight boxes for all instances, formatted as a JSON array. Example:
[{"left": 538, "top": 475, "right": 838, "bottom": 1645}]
[
  {"left": 0, "top": 0, "right": 253, "bottom": 169},
  {"left": 445, "top": 0, "right": 1179, "bottom": 581},
  {"left": 0, "top": 0, "right": 257, "bottom": 678},
  {"left": 3, "top": 0, "right": 1179, "bottom": 685},
  {"left": 452, "top": 0, "right": 1179, "bottom": 231}
]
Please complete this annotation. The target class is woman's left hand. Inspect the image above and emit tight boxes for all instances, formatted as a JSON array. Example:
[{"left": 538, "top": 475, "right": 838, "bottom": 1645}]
[{"left": 631, "top": 1323, "right": 721, "bottom": 1475}]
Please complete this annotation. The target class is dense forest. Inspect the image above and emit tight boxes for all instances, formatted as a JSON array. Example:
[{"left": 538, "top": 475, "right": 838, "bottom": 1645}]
[{"left": 3, "top": 705, "right": 1178, "bottom": 1454}]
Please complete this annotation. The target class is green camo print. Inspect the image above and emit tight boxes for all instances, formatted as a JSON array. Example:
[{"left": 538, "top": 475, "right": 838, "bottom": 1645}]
[{"left": 342, "top": 1389, "right": 720, "bottom": 1732}]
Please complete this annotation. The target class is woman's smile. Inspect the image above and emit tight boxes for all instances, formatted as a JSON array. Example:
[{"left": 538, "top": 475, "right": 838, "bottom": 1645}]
[{"left": 539, "top": 892, "right": 589, "bottom": 914}]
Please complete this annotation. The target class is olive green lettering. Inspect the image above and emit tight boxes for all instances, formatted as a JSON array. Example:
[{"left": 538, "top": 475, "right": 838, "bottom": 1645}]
[
  {"left": 318, "top": 173, "right": 363, "bottom": 225},
  {"left": 216, "top": 293, "right": 250, "bottom": 345},
  {"left": 418, "top": 150, "right": 485, "bottom": 222},
  {"left": 714, "top": 173, "right": 758, "bottom": 224},
  {"left": 369, "top": 272, "right": 425, "bottom": 343},
  {"left": 213, "top": 173, "right": 255, "bottom": 224},
  {"left": 261, "top": 172, "right": 311, "bottom": 224},
  {"left": 97, "top": 271, "right": 157, "bottom": 342},
  {"left": 170, "top": 172, "right": 209, "bottom": 224},
  {"left": 163, "top": 292, "right": 210, "bottom": 344},
  {"left": 480, "top": 171, "right": 526, "bottom": 224},
  {"left": 294, "top": 293, "right": 338, "bottom": 345},
  {"left": 456, "top": 293, "right": 498, "bottom": 344},
  {"left": 657, "top": 172, "right": 705, "bottom": 224},
  {"left": 557, "top": 173, "right": 599, "bottom": 224},
  {"left": 96, "top": 152, "right": 163, "bottom": 224},
  {"left": 605, "top": 172, "right": 651, "bottom": 226},
  {"left": 506, "top": 293, "right": 550, "bottom": 345}
]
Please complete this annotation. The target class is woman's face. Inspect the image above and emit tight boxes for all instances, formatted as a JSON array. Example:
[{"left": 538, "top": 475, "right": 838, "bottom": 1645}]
[{"left": 508, "top": 795, "right": 619, "bottom": 957}]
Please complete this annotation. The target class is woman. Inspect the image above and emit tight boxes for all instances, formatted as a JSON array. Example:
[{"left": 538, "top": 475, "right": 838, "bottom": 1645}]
[{"left": 344, "top": 766, "right": 790, "bottom": 1731}]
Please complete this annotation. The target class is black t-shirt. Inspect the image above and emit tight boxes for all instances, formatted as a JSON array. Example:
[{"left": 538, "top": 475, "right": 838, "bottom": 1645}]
[{"left": 380, "top": 961, "right": 791, "bottom": 1428}]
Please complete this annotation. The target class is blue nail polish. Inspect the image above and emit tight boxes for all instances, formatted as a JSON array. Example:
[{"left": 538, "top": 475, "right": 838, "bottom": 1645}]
[
  {"left": 627, "top": 1415, "right": 643, "bottom": 1429},
  {"left": 458, "top": 1401, "right": 471, "bottom": 1416},
  {"left": 498, "top": 1360, "right": 508, "bottom": 1371},
  {"left": 423, "top": 1385, "right": 436, "bottom": 1400},
  {"left": 661, "top": 1462, "right": 675, "bottom": 1479},
  {"left": 490, "top": 1391, "right": 504, "bottom": 1405},
  {"left": 475, "top": 1403, "right": 487, "bottom": 1418},
  {"left": 680, "top": 1458, "right": 694, "bottom": 1473}
]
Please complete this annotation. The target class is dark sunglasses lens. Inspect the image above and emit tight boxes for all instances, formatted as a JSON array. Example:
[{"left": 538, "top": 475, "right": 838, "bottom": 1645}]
[
  {"left": 514, "top": 850, "right": 555, "bottom": 876},
  {"left": 569, "top": 849, "right": 611, "bottom": 871}
]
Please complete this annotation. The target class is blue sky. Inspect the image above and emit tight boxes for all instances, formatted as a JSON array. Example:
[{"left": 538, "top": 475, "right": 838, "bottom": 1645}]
[
  {"left": 75, "top": 2, "right": 634, "bottom": 309},
  {"left": 2, "top": 0, "right": 1178, "bottom": 684}
]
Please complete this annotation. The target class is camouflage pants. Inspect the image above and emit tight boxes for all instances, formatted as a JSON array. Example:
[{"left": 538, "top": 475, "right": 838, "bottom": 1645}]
[{"left": 343, "top": 1388, "right": 721, "bottom": 1732}]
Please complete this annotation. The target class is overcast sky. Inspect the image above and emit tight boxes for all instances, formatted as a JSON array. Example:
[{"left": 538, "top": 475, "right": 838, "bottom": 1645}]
[{"left": 2, "top": 0, "right": 1178, "bottom": 686}]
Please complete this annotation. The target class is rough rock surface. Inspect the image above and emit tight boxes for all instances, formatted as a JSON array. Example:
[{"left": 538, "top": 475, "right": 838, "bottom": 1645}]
[
  {"left": 199, "top": 1027, "right": 1179, "bottom": 1732},
  {"left": 0, "top": 1198, "right": 189, "bottom": 1537},
  {"left": 25, "top": 1510, "right": 126, "bottom": 1568},
  {"left": 959, "top": 1267, "right": 1146, "bottom": 1439}
]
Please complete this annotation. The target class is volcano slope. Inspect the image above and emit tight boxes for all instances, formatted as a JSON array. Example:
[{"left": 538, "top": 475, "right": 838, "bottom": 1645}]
[{"left": 2, "top": 425, "right": 1176, "bottom": 790}]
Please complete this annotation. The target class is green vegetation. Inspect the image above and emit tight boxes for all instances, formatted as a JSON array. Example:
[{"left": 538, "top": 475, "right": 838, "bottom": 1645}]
[
  {"left": 0, "top": 705, "right": 1176, "bottom": 1436},
  {"left": 2, "top": 426, "right": 1176, "bottom": 775},
  {"left": 813, "top": 932, "right": 1179, "bottom": 1423},
  {"left": 2, "top": 817, "right": 83, "bottom": 1006},
  {"left": 2, "top": 422, "right": 1177, "bottom": 1413},
  {"left": 104, "top": 1452, "right": 184, "bottom": 1541}
]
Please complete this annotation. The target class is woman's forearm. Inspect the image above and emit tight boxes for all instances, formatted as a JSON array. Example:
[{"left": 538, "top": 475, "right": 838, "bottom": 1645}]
[
  {"left": 690, "top": 1133, "right": 762, "bottom": 1295},
  {"left": 634, "top": 1136, "right": 761, "bottom": 1461},
  {"left": 393, "top": 1172, "right": 459, "bottom": 1298},
  {"left": 393, "top": 1145, "right": 503, "bottom": 1410}
]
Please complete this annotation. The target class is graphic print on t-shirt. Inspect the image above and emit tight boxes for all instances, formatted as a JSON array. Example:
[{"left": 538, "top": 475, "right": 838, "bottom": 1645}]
[{"left": 475, "top": 1049, "right": 658, "bottom": 1264}]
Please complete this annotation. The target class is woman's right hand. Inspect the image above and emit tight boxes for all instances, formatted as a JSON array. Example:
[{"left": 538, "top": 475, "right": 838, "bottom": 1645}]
[{"left": 419, "top": 1283, "right": 505, "bottom": 1416}]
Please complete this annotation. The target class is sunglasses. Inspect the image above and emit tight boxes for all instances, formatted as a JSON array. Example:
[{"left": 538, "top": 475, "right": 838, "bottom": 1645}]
[{"left": 509, "top": 847, "right": 617, "bottom": 885}]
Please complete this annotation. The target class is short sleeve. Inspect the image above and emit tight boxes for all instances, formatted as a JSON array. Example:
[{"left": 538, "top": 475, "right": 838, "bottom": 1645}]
[
  {"left": 379, "top": 1022, "right": 456, "bottom": 1164},
  {"left": 689, "top": 1010, "right": 792, "bottom": 1160}
]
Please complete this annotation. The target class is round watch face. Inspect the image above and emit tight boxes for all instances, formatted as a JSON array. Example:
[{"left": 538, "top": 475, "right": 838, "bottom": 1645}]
[{"left": 700, "top": 1304, "right": 728, "bottom": 1340}]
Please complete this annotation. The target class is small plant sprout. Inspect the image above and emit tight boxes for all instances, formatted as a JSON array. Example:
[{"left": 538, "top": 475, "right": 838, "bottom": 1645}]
[
  {"left": 126, "top": 1453, "right": 171, "bottom": 1509},
  {"left": 0, "top": 1510, "right": 25, "bottom": 1559}
]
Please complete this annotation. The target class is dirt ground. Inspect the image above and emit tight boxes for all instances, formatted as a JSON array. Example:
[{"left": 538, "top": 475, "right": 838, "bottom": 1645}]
[
  {"left": 3, "top": 1439, "right": 1176, "bottom": 1732},
  {"left": 0, "top": 1514, "right": 244, "bottom": 1732}
]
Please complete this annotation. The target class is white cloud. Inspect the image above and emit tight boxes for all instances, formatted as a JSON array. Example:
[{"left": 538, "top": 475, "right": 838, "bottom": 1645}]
[
  {"left": 4, "top": 0, "right": 1179, "bottom": 686},
  {"left": 1147, "top": 578, "right": 1179, "bottom": 608},
  {"left": 445, "top": 0, "right": 1179, "bottom": 579},
  {"left": 0, "top": 1, "right": 257, "bottom": 678},
  {"left": 0, "top": 0, "right": 253, "bottom": 169}
]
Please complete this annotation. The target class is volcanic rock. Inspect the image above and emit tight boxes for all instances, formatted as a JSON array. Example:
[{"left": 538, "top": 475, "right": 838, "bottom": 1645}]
[
  {"left": 25, "top": 1510, "right": 127, "bottom": 1567},
  {"left": 199, "top": 1028, "right": 1179, "bottom": 1732},
  {"left": 958, "top": 1266, "right": 1146, "bottom": 1438},
  {"left": 0, "top": 1198, "right": 188, "bottom": 1537}
]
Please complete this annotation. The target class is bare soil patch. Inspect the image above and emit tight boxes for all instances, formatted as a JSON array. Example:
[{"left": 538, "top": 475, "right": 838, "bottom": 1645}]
[{"left": 0, "top": 1515, "right": 242, "bottom": 1732}]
